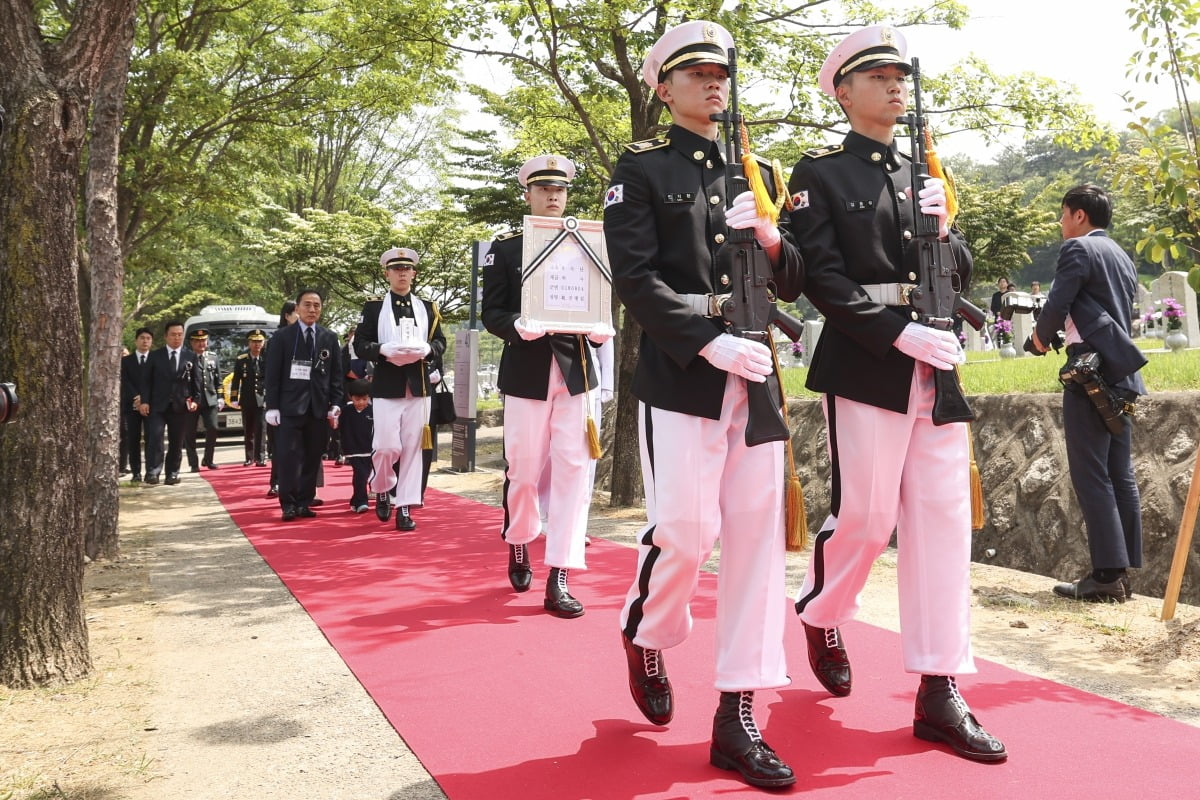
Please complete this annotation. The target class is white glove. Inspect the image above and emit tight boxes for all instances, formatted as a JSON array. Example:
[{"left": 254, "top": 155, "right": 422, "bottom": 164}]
[
  {"left": 429, "top": 369, "right": 441, "bottom": 384},
  {"left": 386, "top": 350, "right": 420, "bottom": 367},
  {"left": 379, "top": 342, "right": 404, "bottom": 359},
  {"left": 587, "top": 323, "right": 615, "bottom": 345},
  {"left": 514, "top": 318, "right": 546, "bottom": 341},
  {"left": 894, "top": 323, "right": 965, "bottom": 370},
  {"left": 699, "top": 333, "right": 773, "bottom": 383},
  {"left": 217, "top": 398, "right": 225, "bottom": 411},
  {"left": 724, "top": 190, "right": 781, "bottom": 248},
  {"left": 600, "top": 389, "right": 614, "bottom": 404},
  {"left": 327, "top": 405, "right": 341, "bottom": 420},
  {"left": 917, "top": 177, "right": 950, "bottom": 240},
  {"left": 229, "top": 400, "right": 240, "bottom": 410},
  {"left": 408, "top": 341, "right": 432, "bottom": 358},
  {"left": 265, "top": 409, "right": 281, "bottom": 426}
]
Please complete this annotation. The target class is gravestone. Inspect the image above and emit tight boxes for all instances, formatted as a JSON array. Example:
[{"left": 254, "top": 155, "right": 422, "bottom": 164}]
[
  {"left": 1149, "top": 271, "right": 1199, "bottom": 345},
  {"left": 801, "top": 320, "right": 823, "bottom": 367}
]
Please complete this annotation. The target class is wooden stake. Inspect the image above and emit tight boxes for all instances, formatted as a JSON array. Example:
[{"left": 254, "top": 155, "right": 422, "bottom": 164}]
[{"left": 1162, "top": 443, "right": 1200, "bottom": 620}]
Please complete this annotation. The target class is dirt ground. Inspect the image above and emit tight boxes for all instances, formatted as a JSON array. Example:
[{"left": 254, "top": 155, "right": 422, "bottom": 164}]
[{"left": 3, "top": 427, "right": 1199, "bottom": 799}]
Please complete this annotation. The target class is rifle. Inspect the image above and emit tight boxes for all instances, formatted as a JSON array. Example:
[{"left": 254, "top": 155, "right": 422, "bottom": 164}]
[
  {"left": 896, "top": 57, "right": 986, "bottom": 425},
  {"left": 710, "top": 46, "right": 805, "bottom": 446}
]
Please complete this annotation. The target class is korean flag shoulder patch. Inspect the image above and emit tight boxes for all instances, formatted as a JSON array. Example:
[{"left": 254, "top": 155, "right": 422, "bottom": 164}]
[
  {"left": 604, "top": 184, "right": 624, "bottom": 209},
  {"left": 791, "top": 190, "right": 809, "bottom": 210}
]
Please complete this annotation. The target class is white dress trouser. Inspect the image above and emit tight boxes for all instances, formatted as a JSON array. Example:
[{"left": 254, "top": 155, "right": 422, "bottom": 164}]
[
  {"left": 620, "top": 374, "right": 789, "bottom": 692},
  {"left": 795, "top": 363, "right": 976, "bottom": 676},
  {"left": 500, "top": 359, "right": 592, "bottom": 570},
  {"left": 369, "top": 395, "right": 427, "bottom": 507},
  {"left": 538, "top": 390, "right": 602, "bottom": 528}
]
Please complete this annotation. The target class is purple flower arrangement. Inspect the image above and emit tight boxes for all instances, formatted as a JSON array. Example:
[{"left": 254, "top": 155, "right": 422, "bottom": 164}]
[
  {"left": 1161, "top": 297, "right": 1186, "bottom": 331},
  {"left": 991, "top": 317, "right": 1013, "bottom": 345}
]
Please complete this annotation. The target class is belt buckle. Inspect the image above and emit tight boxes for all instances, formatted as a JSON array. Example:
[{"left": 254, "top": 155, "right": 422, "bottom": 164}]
[
  {"left": 709, "top": 293, "right": 727, "bottom": 317},
  {"left": 898, "top": 284, "right": 918, "bottom": 306}
]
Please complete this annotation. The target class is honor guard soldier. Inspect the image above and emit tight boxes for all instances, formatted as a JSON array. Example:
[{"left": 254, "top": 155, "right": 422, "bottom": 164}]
[
  {"left": 603, "top": 21, "right": 805, "bottom": 789},
  {"left": 786, "top": 25, "right": 1006, "bottom": 762},
  {"left": 354, "top": 247, "right": 447, "bottom": 532},
  {"left": 481, "top": 154, "right": 611, "bottom": 618},
  {"left": 230, "top": 329, "right": 269, "bottom": 466}
]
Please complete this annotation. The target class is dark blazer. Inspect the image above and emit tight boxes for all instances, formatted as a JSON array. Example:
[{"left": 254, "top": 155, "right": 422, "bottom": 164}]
[
  {"left": 196, "top": 351, "right": 222, "bottom": 408},
  {"left": 786, "top": 130, "right": 973, "bottom": 414},
  {"left": 482, "top": 233, "right": 599, "bottom": 401},
  {"left": 1034, "top": 230, "right": 1147, "bottom": 394},
  {"left": 354, "top": 292, "right": 446, "bottom": 400},
  {"left": 121, "top": 352, "right": 149, "bottom": 411},
  {"left": 604, "top": 124, "right": 804, "bottom": 419},
  {"left": 264, "top": 322, "right": 344, "bottom": 418},
  {"left": 142, "top": 346, "right": 202, "bottom": 414},
  {"left": 229, "top": 352, "right": 266, "bottom": 407}
]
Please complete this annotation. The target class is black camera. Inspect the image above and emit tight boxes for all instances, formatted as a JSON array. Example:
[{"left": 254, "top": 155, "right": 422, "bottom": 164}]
[
  {"left": 1023, "top": 329, "right": 1064, "bottom": 355},
  {"left": 0, "top": 382, "right": 17, "bottom": 424},
  {"left": 1058, "top": 352, "right": 1132, "bottom": 435}
]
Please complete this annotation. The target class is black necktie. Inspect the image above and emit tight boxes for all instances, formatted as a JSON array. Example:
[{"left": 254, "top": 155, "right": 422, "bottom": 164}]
[
  {"left": 170, "top": 350, "right": 177, "bottom": 372},
  {"left": 304, "top": 327, "right": 315, "bottom": 360},
  {"left": 139, "top": 355, "right": 145, "bottom": 366}
]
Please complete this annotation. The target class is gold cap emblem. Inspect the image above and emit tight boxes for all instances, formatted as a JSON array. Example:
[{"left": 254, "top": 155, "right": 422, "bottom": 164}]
[
  {"left": 881, "top": 27, "right": 896, "bottom": 46},
  {"left": 547, "top": 156, "right": 558, "bottom": 169},
  {"left": 703, "top": 23, "right": 717, "bottom": 42}
]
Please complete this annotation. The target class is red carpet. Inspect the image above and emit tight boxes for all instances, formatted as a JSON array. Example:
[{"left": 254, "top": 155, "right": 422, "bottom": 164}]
[{"left": 205, "top": 464, "right": 1200, "bottom": 799}]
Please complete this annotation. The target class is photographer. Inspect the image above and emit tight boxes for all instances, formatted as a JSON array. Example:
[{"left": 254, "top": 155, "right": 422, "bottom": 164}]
[{"left": 1027, "top": 184, "right": 1147, "bottom": 603}]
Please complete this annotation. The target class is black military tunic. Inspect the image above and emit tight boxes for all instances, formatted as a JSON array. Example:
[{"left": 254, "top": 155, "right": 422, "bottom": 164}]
[
  {"left": 354, "top": 292, "right": 446, "bottom": 399},
  {"left": 786, "top": 130, "right": 974, "bottom": 414},
  {"left": 604, "top": 123, "right": 805, "bottom": 420}
]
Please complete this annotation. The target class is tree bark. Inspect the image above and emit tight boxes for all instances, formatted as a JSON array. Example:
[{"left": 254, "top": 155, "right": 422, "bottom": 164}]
[
  {"left": 84, "top": 12, "right": 136, "bottom": 561},
  {"left": 607, "top": 312, "right": 643, "bottom": 507},
  {"left": 0, "top": 0, "right": 139, "bottom": 688}
]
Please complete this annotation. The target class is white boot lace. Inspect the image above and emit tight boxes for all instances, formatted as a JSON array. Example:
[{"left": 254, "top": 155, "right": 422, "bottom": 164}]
[
  {"left": 641, "top": 647, "right": 663, "bottom": 678},
  {"left": 555, "top": 567, "right": 569, "bottom": 592},
  {"left": 736, "top": 691, "right": 762, "bottom": 742},
  {"left": 945, "top": 676, "right": 970, "bottom": 719},
  {"left": 823, "top": 628, "right": 840, "bottom": 649},
  {"left": 513, "top": 544, "right": 527, "bottom": 565}
]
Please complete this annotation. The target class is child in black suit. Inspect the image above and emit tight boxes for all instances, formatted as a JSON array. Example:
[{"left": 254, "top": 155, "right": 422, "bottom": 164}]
[{"left": 339, "top": 379, "right": 374, "bottom": 512}]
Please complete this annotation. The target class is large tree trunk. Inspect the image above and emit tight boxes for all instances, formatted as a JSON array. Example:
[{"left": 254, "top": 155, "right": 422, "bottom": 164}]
[
  {"left": 608, "top": 313, "right": 643, "bottom": 507},
  {"left": 83, "top": 14, "right": 136, "bottom": 562},
  {"left": 0, "top": 0, "right": 139, "bottom": 688}
]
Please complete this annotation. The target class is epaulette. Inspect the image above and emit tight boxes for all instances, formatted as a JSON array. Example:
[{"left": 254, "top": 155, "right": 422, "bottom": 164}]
[
  {"left": 495, "top": 230, "right": 520, "bottom": 241},
  {"left": 237, "top": 352, "right": 249, "bottom": 360},
  {"left": 625, "top": 137, "right": 670, "bottom": 154},
  {"left": 366, "top": 295, "right": 383, "bottom": 302},
  {"left": 802, "top": 144, "right": 844, "bottom": 160}
]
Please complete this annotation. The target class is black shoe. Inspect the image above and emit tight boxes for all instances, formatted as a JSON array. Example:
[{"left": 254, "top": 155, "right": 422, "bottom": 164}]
[
  {"left": 803, "top": 621, "right": 852, "bottom": 697},
  {"left": 165, "top": 474, "right": 181, "bottom": 485},
  {"left": 508, "top": 544, "right": 532, "bottom": 592},
  {"left": 255, "top": 460, "right": 267, "bottom": 467},
  {"left": 131, "top": 475, "right": 142, "bottom": 483},
  {"left": 709, "top": 691, "right": 796, "bottom": 788},
  {"left": 396, "top": 506, "right": 416, "bottom": 531},
  {"left": 1121, "top": 574, "right": 1133, "bottom": 599},
  {"left": 297, "top": 506, "right": 316, "bottom": 518},
  {"left": 144, "top": 474, "right": 159, "bottom": 485},
  {"left": 621, "top": 633, "right": 673, "bottom": 725},
  {"left": 913, "top": 675, "right": 1007, "bottom": 763},
  {"left": 206, "top": 462, "right": 219, "bottom": 470},
  {"left": 189, "top": 466, "right": 199, "bottom": 473},
  {"left": 543, "top": 567, "right": 584, "bottom": 618},
  {"left": 375, "top": 492, "right": 391, "bottom": 522},
  {"left": 281, "top": 506, "right": 298, "bottom": 522},
  {"left": 244, "top": 460, "right": 254, "bottom": 467},
  {"left": 1053, "top": 574, "right": 1127, "bottom": 603},
  {"left": 266, "top": 485, "right": 279, "bottom": 498},
  {"left": 309, "top": 497, "right": 324, "bottom": 507}
]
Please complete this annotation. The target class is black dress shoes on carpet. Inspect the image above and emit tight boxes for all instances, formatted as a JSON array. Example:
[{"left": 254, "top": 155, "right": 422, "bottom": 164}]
[
  {"left": 395, "top": 506, "right": 416, "bottom": 531},
  {"left": 803, "top": 621, "right": 852, "bottom": 697},
  {"left": 913, "top": 675, "right": 1007, "bottom": 763},
  {"left": 243, "top": 460, "right": 254, "bottom": 467},
  {"left": 297, "top": 506, "right": 317, "bottom": 519},
  {"left": 309, "top": 497, "right": 324, "bottom": 507},
  {"left": 709, "top": 690, "right": 796, "bottom": 788},
  {"left": 281, "top": 506, "right": 298, "bottom": 522},
  {"left": 266, "top": 485, "right": 279, "bottom": 498},
  {"left": 375, "top": 492, "right": 391, "bottom": 522},
  {"left": 1053, "top": 574, "right": 1127, "bottom": 603},
  {"left": 202, "top": 461, "right": 219, "bottom": 470},
  {"left": 508, "top": 544, "right": 532, "bottom": 592},
  {"left": 621, "top": 633, "right": 673, "bottom": 725},
  {"left": 543, "top": 567, "right": 584, "bottom": 618}
]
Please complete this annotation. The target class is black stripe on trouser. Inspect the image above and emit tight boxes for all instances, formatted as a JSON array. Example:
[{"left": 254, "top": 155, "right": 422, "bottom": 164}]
[
  {"left": 498, "top": 426, "right": 514, "bottom": 541},
  {"left": 622, "top": 405, "right": 660, "bottom": 641},
  {"left": 796, "top": 394, "right": 842, "bottom": 615}
]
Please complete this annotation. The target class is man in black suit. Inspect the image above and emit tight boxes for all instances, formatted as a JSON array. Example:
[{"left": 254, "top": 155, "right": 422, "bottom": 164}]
[
  {"left": 139, "top": 321, "right": 201, "bottom": 485},
  {"left": 230, "top": 329, "right": 268, "bottom": 466},
  {"left": 482, "top": 156, "right": 610, "bottom": 618},
  {"left": 1029, "top": 184, "right": 1147, "bottom": 603},
  {"left": 183, "top": 328, "right": 223, "bottom": 471},
  {"left": 120, "top": 327, "right": 154, "bottom": 482},
  {"left": 264, "top": 288, "right": 344, "bottom": 522}
]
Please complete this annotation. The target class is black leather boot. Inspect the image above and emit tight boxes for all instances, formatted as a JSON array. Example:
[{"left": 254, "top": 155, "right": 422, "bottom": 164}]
[
  {"left": 803, "top": 621, "right": 852, "bottom": 696},
  {"left": 507, "top": 544, "right": 532, "bottom": 592},
  {"left": 395, "top": 505, "right": 416, "bottom": 531},
  {"left": 709, "top": 691, "right": 796, "bottom": 788},
  {"left": 621, "top": 633, "right": 673, "bottom": 725},
  {"left": 543, "top": 567, "right": 584, "bottom": 618},
  {"left": 913, "top": 675, "right": 1007, "bottom": 762}
]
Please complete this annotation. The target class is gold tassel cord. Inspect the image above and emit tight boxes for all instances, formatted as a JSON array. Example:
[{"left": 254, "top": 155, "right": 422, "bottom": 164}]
[
  {"left": 739, "top": 122, "right": 779, "bottom": 224},
  {"left": 420, "top": 321, "right": 433, "bottom": 451},
  {"left": 578, "top": 336, "right": 603, "bottom": 460},
  {"left": 769, "top": 344, "right": 807, "bottom": 551},
  {"left": 924, "top": 128, "right": 959, "bottom": 227},
  {"left": 966, "top": 420, "right": 984, "bottom": 530}
]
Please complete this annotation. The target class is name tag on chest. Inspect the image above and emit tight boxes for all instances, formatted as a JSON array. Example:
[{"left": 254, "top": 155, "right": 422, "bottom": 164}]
[
  {"left": 290, "top": 360, "right": 312, "bottom": 380},
  {"left": 845, "top": 199, "right": 875, "bottom": 212},
  {"left": 663, "top": 192, "right": 696, "bottom": 204}
]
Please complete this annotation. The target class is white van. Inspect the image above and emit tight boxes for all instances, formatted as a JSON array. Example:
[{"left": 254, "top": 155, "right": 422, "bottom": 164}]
[{"left": 184, "top": 305, "right": 279, "bottom": 433}]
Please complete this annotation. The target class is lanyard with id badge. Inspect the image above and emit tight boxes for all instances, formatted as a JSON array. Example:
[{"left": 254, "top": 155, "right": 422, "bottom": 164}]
[{"left": 291, "top": 327, "right": 315, "bottom": 381}]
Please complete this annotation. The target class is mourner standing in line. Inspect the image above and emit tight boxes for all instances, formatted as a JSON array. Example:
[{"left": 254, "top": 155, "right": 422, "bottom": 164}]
[
  {"left": 482, "top": 155, "right": 611, "bottom": 619},
  {"left": 603, "top": 21, "right": 805, "bottom": 788},
  {"left": 785, "top": 25, "right": 1006, "bottom": 763},
  {"left": 266, "top": 300, "right": 299, "bottom": 498},
  {"left": 184, "top": 328, "right": 223, "bottom": 471},
  {"left": 1027, "top": 184, "right": 1146, "bottom": 603},
  {"left": 264, "top": 289, "right": 343, "bottom": 522},
  {"left": 140, "top": 321, "right": 201, "bottom": 486},
  {"left": 230, "top": 329, "right": 268, "bottom": 466},
  {"left": 354, "top": 247, "right": 446, "bottom": 532},
  {"left": 120, "top": 327, "right": 154, "bottom": 482}
]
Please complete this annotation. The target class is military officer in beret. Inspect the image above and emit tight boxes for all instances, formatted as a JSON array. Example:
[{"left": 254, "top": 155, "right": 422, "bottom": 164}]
[
  {"left": 184, "top": 328, "right": 224, "bottom": 471},
  {"left": 603, "top": 20, "right": 805, "bottom": 789},
  {"left": 786, "top": 25, "right": 1005, "bottom": 763},
  {"left": 230, "top": 329, "right": 269, "bottom": 466},
  {"left": 481, "top": 154, "right": 612, "bottom": 619},
  {"left": 354, "top": 247, "right": 447, "bottom": 532}
]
